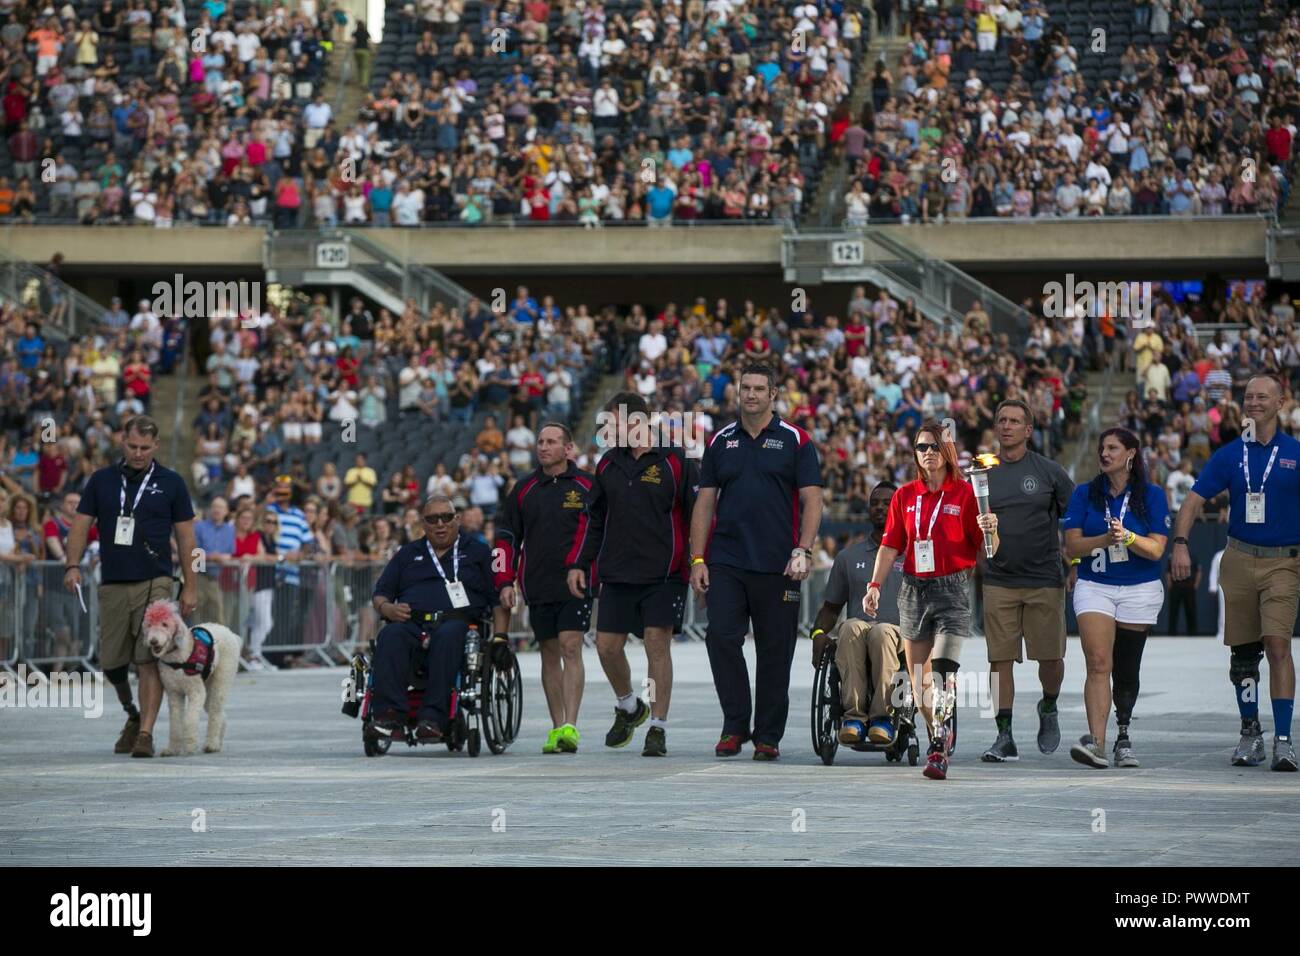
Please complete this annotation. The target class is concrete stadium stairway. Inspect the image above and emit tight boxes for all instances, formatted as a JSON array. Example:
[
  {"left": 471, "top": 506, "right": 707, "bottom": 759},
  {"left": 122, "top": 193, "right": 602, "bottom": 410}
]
[
  {"left": 803, "top": 29, "right": 910, "bottom": 229},
  {"left": 1060, "top": 366, "right": 1127, "bottom": 480}
]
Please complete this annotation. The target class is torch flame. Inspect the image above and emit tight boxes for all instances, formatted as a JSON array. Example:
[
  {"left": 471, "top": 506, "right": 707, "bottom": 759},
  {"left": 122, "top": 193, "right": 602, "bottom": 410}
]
[{"left": 973, "top": 454, "right": 1000, "bottom": 468}]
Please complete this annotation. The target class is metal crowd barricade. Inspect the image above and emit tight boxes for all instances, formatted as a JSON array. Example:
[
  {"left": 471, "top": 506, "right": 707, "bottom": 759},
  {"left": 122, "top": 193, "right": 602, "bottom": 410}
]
[
  {"left": 0, "top": 563, "right": 20, "bottom": 677},
  {"left": 329, "top": 560, "right": 386, "bottom": 659},
  {"left": 251, "top": 560, "right": 337, "bottom": 666},
  {"left": 16, "top": 561, "right": 98, "bottom": 675}
]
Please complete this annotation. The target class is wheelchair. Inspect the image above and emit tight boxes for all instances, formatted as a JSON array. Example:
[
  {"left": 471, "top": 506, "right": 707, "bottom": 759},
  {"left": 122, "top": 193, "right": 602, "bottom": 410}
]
[
  {"left": 811, "top": 635, "right": 921, "bottom": 767},
  {"left": 342, "top": 610, "right": 523, "bottom": 758}
]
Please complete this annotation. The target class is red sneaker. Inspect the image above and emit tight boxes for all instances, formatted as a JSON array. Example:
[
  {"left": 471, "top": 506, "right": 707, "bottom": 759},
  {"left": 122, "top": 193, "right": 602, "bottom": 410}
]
[
  {"left": 752, "top": 742, "right": 780, "bottom": 761},
  {"left": 923, "top": 746, "right": 949, "bottom": 780},
  {"left": 715, "top": 732, "right": 749, "bottom": 757}
]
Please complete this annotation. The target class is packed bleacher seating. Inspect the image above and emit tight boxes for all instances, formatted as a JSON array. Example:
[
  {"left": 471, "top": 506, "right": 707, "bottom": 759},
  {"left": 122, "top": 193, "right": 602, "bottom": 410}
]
[{"left": 842, "top": 0, "right": 1295, "bottom": 223}]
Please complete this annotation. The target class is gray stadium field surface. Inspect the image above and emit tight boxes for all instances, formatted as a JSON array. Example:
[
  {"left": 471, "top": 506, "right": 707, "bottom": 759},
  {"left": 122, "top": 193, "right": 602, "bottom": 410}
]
[{"left": 2, "top": 639, "right": 1297, "bottom": 867}]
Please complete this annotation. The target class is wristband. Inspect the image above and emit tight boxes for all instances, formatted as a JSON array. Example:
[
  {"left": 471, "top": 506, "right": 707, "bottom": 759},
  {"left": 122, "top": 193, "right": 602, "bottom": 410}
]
[
  {"left": 65, "top": 564, "right": 79, "bottom": 570},
  {"left": 867, "top": 582, "right": 881, "bottom": 590},
  {"left": 691, "top": 556, "right": 705, "bottom": 566},
  {"left": 1173, "top": 536, "right": 1188, "bottom": 546},
  {"left": 1070, "top": 558, "right": 1081, "bottom": 566},
  {"left": 810, "top": 628, "right": 825, "bottom": 640},
  {"left": 1124, "top": 531, "right": 1136, "bottom": 546}
]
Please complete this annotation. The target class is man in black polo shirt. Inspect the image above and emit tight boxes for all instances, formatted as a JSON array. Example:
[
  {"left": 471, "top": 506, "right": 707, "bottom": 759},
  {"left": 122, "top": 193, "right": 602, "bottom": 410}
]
[
  {"left": 567, "top": 393, "right": 697, "bottom": 757},
  {"left": 495, "top": 422, "right": 596, "bottom": 754},
  {"left": 689, "top": 362, "right": 824, "bottom": 760},
  {"left": 63, "top": 416, "right": 198, "bottom": 758}
]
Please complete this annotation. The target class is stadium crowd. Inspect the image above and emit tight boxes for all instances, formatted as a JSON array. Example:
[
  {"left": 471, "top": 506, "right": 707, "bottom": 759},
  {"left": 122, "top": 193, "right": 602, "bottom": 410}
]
[
  {"left": 842, "top": 0, "right": 1295, "bottom": 223},
  {"left": 0, "top": 0, "right": 870, "bottom": 226}
]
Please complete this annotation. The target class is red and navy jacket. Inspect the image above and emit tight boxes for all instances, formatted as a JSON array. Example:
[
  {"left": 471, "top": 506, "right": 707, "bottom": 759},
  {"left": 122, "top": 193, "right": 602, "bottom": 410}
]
[
  {"left": 494, "top": 462, "right": 598, "bottom": 604},
  {"left": 571, "top": 446, "right": 698, "bottom": 586}
]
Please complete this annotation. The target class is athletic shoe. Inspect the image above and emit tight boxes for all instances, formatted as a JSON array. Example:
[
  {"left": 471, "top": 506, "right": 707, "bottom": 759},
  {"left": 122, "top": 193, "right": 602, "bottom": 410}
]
[
  {"left": 642, "top": 726, "right": 666, "bottom": 757},
  {"left": 1272, "top": 735, "right": 1298, "bottom": 772},
  {"left": 604, "top": 699, "right": 649, "bottom": 748},
  {"left": 981, "top": 730, "right": 1019, "bottom": 762},
  {"left": 556, "top": 724, "right": 579, "bottom": 754},
  {"left": 414, "top": 720, "right": 443, "bottom": 743},
  {"left": 867, "top": 716, "right": 896, "bottom": 745},
  {"left": 1113, "top": 737, "right": 1140, "bottom": 768},
  {"left": 366, "top": 709, "right": 405, "bottom": 740},
  {"left": 1232, "top": 720, "right": 1265, "bottom": 767},
  {"left": 543, "top": 727, "right": 562, "bottom": 754},
  {"left": 1036, "top": 700, "right": 1061, "bottom": 754},
  {"left": 1070, "top": 734, "right": 1109, "bottom": 769},
  {"left": 130, "top": 731, "right": 154, "bottom": 758},
  {"left": 752, "top": 742, "right": 780, "bottom": 761},
  {"left": 923, "top": 741, "right": 948, "bottom": 780},
  {"left": 114, "top": 715, "right": 140, "bottom": 754},
  {"left": 715, "top": 732, "right": 749, "bottom": 757},
  {"left": 839, "top": 718, "right": 866, "bottom": 745}
]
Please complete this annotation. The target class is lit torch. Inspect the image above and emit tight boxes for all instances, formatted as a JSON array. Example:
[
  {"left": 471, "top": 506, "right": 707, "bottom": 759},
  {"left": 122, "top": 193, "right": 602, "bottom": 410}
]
[{"left": 967, "top": 453, "right": 1000, "bottom": 559}]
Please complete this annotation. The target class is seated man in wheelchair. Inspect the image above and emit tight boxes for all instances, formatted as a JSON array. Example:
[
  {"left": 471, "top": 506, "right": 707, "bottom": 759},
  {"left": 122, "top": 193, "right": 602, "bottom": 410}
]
[
  {"left": 366, "top": 494, "right": 510, "bottom": 743},
  {"left": 811, "top": 480, "right": 906, "bottom": 746}
]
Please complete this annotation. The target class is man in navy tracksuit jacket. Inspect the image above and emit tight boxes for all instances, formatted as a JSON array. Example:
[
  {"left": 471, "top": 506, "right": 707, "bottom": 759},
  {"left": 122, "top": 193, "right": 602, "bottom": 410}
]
[
  {"left": 689, "top": 363, "right": 824, "bottom": 761},
  {"left": 566, "top": 393, "right": 697, "bottom": 757},
  {"left": 494, "top": 422, "right": 597, "bottom": 754}
]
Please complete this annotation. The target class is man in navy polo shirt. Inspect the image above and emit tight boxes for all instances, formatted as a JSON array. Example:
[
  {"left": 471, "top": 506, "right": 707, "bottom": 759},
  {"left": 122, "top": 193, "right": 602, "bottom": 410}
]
[
  {"left": 1171, "top": 375, "right": 1300, "bottom": 771},
  {"left": 367, "top": 495, "right": 504, "bottom": 743},
  {"left": 63, "top": 416, "right": 198, "bottom": 758},
  {"left": 689, "top": 362, "right": 824, "bottom": 760}
]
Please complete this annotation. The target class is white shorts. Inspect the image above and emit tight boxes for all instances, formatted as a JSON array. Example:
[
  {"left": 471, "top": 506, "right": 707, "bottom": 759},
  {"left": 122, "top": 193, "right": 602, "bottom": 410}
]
[{"left": 1072, "top": 578, "right": 1165, "bottom": 626}]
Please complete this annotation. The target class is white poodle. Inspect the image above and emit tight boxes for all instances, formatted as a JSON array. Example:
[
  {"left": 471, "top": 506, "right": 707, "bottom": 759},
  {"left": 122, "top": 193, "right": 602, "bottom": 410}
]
[{"left": 143, "top": 601, "right": 243, "bottom": 756}]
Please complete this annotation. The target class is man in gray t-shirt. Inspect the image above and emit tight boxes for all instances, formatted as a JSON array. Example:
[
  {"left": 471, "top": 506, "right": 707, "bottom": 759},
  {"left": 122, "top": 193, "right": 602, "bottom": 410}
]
[
  {"left": 810, "top": 481, "right": 906, "bottom": 746},
  {"left": 980, "top": 399, "right": 1074, "bottom": 763}
]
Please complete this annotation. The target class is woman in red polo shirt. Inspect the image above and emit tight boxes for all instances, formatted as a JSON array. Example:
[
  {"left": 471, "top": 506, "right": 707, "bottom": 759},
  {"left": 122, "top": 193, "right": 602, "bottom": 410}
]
[{"left": 863, "top": 419, "right": 1000, "bottom": 780}]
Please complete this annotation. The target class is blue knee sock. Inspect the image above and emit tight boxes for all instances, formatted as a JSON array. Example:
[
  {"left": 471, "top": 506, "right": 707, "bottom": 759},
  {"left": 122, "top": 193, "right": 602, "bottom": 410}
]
[
  {"left": 1236, "top": 681, "right": 1258, "bottom": 722},
  {"left": 1272, "top": 698, "right": 1294, "bottom": 739}
]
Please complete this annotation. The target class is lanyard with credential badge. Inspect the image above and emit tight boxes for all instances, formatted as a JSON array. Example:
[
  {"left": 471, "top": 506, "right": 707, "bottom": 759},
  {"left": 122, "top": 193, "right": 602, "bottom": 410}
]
[
  {"left": 1242, "top": 441, "right": 1278, "bottom": 494},
  {"left": 119, "top": 460, "right": 155, "bottom": 517},
  {"left": 914, "top": 491, "right": 944, "bottom": 541},
  {"left": 1243, "top": 441, "right": 1278, "bottom": 524},
  {"left": 426, "top": 538, "right": 459, "bottom": 583},
  {"left": 1104, "top": 489, "right": 1131, "bottom": 564}
]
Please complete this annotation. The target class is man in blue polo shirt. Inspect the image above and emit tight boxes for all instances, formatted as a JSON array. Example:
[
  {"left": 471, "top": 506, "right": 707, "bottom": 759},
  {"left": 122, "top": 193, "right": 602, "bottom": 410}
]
[
  {"left": 689, "top": 362, "right": 824, "bottom": 760},
  {"left": 63, "top": 416, "right": 197, "bottom": 758},
  {"left": 366, "top": 495, "right": 504, "bottom": 742},
  {"left": 1171, "top": 374, "right": 1300, "bottom": 771}
]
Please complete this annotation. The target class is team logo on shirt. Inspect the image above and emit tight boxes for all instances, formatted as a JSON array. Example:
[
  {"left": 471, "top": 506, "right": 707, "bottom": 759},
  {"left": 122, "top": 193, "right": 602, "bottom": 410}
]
[
  {"left": 855, "top": 562, "right": 867, "bottom": 570},
  {"left": 640, "top": 464, "right": 662, "bottom": 484},
  {"left": 1282, "top": 458, "right": 1297, "bottom": 470},
  {"left": 562, "top": 489, "right": 584, "bottom": 508},
  {"left": 762, "top": 438, "right": 785, "bottom": 450},
  {"left": 726, "top": 439, "right": 740, "bottom": 449},
  {"left": 942, "top": 504, "right": 962, "bottom": 516},
  {"left": 1165, "top": 515, "right": 1172, "bottom": 528},
  {"left": 1022, "top": 476, "right": 1039, "bottom": 494}
]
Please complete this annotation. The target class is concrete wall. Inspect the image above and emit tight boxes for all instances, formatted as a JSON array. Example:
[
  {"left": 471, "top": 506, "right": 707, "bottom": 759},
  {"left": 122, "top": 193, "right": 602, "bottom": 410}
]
[{"left": 3, "top": 218, "right": 1267, "bottom": 275}]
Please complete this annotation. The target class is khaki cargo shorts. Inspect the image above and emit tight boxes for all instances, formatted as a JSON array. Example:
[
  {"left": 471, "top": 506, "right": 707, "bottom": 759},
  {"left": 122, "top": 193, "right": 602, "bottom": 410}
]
[{"left": 98, "top": 577, "right": 175, "bottom": 670}]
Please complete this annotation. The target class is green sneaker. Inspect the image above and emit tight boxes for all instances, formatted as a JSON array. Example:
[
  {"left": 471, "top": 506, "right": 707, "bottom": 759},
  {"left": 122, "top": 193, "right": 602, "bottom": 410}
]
[
  {"left": 556, "top": 723, "right": 579, "bottom": 753},
  {"left": 542, "top": 727, "right": 563, "bottom": 754}
]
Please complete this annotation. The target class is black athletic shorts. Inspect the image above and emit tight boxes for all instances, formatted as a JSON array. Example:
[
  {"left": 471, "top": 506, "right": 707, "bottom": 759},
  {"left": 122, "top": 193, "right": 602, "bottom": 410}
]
[
  {"left": 596, "top": 580, "right": 687, "bottom": 636},
  {"left": 529, "top": 598, "right": 593, "bottom": 641}
]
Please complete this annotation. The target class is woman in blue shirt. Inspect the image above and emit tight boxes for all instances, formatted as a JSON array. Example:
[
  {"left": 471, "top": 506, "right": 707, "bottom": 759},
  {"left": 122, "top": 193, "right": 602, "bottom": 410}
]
[{"left": 1063, "top": 427, "right": 1169, "bottom": 769}]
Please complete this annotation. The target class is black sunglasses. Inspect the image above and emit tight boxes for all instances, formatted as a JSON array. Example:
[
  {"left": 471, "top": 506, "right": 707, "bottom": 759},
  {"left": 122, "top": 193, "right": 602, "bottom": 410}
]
[
  {"left": 423, "top": 512, "right": 457, "bottom": 524},
  {"left": 915, "top": 442, "right": 942, "bottom": 453}
]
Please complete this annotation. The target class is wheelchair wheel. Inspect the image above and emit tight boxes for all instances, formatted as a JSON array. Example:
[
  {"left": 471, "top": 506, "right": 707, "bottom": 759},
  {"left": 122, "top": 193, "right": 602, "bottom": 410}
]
[
  {"left": 364, "top": 735, "right": 390, "bottom": 757},
  {"left": 810, "top": 644, "right": 840, "bottom": 765},
  {"left": 482, "top": 653, "right": 523, "bottom": 755},
  {"left": 448, "top": 711, "right": 466, "bottom": 752},
  {"left": 467, "top": 727, "right": 481, "bottom": 757},
  {"left": 907, "top": 741, "right": 919, "bottom": 766}
]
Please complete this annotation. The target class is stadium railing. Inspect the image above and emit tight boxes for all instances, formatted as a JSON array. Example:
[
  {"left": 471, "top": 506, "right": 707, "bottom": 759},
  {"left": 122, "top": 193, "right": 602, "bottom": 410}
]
[{"left": 5, "top": 562, "right": 99, "bottom": 675}]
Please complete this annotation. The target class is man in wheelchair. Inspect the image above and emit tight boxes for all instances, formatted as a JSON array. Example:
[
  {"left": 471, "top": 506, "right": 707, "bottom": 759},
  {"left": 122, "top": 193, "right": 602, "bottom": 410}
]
[
  {"left": 366, "top": 495, "right": 509, "bottom": 743},
  {"left": 811, "top": 481, "right": 906, "bottom": 746}
]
